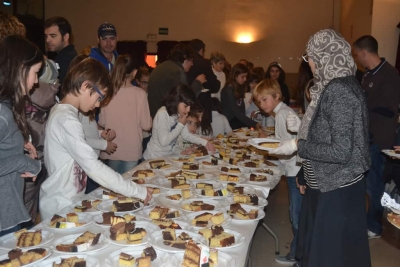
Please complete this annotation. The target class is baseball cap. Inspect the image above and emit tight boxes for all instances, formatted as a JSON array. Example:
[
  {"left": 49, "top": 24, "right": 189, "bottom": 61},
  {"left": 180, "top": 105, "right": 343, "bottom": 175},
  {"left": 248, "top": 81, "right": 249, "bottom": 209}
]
[{"left": 98, "top": 22, "right": 117, "bottom": 38}]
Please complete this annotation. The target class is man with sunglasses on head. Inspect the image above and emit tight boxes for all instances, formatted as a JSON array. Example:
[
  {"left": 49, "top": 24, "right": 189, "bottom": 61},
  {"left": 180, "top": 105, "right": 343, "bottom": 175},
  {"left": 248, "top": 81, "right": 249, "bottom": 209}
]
[{"left": 89, "top": 22, "right": 119, "bottom": 72}]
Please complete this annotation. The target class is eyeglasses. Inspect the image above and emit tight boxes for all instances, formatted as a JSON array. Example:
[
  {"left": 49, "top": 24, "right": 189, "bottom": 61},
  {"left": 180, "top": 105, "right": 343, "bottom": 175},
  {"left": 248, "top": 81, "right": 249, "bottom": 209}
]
[
  {"left": 302, "top": 54, "right": 308, "bottom": 62},
  {"left": 92, "top": 84, "right": 105, "bottom": 102}
]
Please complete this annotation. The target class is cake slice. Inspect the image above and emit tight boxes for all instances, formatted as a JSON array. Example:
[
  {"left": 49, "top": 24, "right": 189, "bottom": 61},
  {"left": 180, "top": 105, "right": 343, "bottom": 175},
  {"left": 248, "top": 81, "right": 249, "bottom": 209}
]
[
  {"left": 149, "top": 159, "right": 165, "bottom": 169},
  {"left": 182, "top": 240, "right": 201, "bottom": 267},
  {"left": 136, "top": 256, "right": 151, "bottom": 267},
  {"left": 182, "top": 189, "right": 191, "bottom": 199},
  {"left": 142, "top": 246, "right": 157, "bottom": 261},
  {"left": 73, "top": 206, "right": 87, "bottom": 212},
  {"left": 211, "top": 212, "right": 225, "bottom": 225},
  {"left": 166, "top": 194, "right": 182, "bottom": 200},
  {"left": 50, "top": 214, "right": 66, "bottom": 228},
  {"left": 119, "top": 252, "right": 135, "bottom": 267},
  {"left": 162, "top": 228, "right": 176, "bottom": 241},
  {"left": 209, "top": 232, "right": 235, "bottom": 247}
]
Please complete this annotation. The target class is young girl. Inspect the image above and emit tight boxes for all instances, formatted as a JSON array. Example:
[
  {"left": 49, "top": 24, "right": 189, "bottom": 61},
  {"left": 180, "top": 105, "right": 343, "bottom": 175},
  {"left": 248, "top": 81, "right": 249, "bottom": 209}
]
[
  {"left": 220, "top": 63, "right": 261, "bottom": 130},
  {"left": 175, "top": 110, "right": 200, "bottom": 153},
  {"left": 253, "top": 78, "right": 302, "bottom": 264},
  {"left": 210, "top": 97, "right": 232, "bottom": 137},
  {"left": 99, "top": 54, "right": 152, "bottom": 174},
  {"left": 143, "top": 84, "right": 196, "bottom": 159},
  {"left": 265, "top": 62, "right": 290, "bottom": 106},
  {"left": 41, "top": 58, "right": 151, "bottom": 219},
  {"left": 245, "top": 73, "right": 261, "bottom": 118},
  {"left": 0, "top": 35, "right": 43, "bottom": 235}
]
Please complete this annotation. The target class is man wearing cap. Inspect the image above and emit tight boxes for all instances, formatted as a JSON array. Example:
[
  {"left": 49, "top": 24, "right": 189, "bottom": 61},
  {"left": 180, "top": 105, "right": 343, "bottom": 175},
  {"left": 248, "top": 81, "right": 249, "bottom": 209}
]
[
  {"left": 44, "top": 16, "right": 77, "bottom": 86},
  {"left": 89, "top": 22, "right": 119, "bottom": 71}
]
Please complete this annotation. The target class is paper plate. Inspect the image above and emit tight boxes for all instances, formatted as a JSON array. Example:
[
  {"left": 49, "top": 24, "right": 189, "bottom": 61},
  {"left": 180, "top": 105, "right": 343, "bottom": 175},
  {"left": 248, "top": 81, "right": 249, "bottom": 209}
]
[
  {"left": 226, "top": 204, "right": 265, "bottom": 221},
  {"left": 144, "top": 229, "right": 207, "bottom": 253},
  {"left": 103, "top": 221, "right": 159, "bottom": 246},
  {"left": 51, "top": 231, "right": 109, "bottom": 254},
  {"left": 180, "top": 198, "right": 225, "bottom": 212},
  {"left": 0, "top": 229, "right": 54, "bottom": 250},
  {"left": 208, "top": 229, "right": 245, "bottom": 250},
  {"left": 97, "top": 199, "right": 144, "bottom": 214},
  {"left": 185, "top": 210, "right": 232, "bottom": 230},
  {"left": 105, "top": 246, "right": 169, "bottom": 267},
  {"left": 40, "top": 254, "right": 99, "bottom": 267},
  {"left": 42, "top": 213, "right": 92, "bottom": 233},
  {"left": 139, "top": 206, "right": 182, "bottom": 221},
  {"left": 382, "top": 149, "right": 400, "bottom": 159},
  {"left": 228, "top": 194, "right": 268, "bottom": 208},
  {"left": 171, "top": 249, "right": 236, "bottom": 267},
  {"left": 247, "top": 138, "right": 281, "bottom": 151},
  {"left": 0, "top": 248, "right": 52, "bottom": 267}
]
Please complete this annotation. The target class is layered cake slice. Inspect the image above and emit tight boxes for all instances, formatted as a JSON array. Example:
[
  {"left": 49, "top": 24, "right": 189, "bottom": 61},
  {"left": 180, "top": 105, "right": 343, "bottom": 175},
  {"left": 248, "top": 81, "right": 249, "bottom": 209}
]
[
  {"left": 136, "top": 256, "right": 151, "bottom": 267},
  {"left": 112, "top": 198, "right": 141, "bottom": 212},
  {"left": 250, "top": 173, "right": 267, "bottom": 182},
  {"left": 127, "top": 228, "right": 146, "bottom": 244},
  {"left": 182, "top": 189, "right": 191, "bottom": 199},
  {"left": 191, "top": 212, "right": 213, "bottom": 226},
  {"left": 210, "top": 212, "right": 224, "bottom": 225},
  {"left": 182, "top": 163, "right": 200, "bottom": 170},
  {"left": 149, "top": 159, "right": 165, "bottom": 169},
  {"left": 209, "top": 232, "right": 235, "bottom": 247},
  {"left": 149, "top": 206, "right": 170, "bottom": 219},
  {"left": 119, "top": 252, "right": 135, "bottom": 267},
  {"left": 142, "top": 246, "right": 157, "bottom": 261},
  {"left": 53, "top": 256, "right": 86, "bottom": 267},
  {"left": 182, "top": 240, "right": 201, "bottom": 267},
  {"left": 162, "top": 228, "right": 176, "bottom": 241},
  {"left": 166, "top": 194, "right": 182, "bottom": 200},
  {"left": 132, "top": 169, "right": 155, "bottom": 178},
  {"left": 15, "top": 229, "right": 42, "bottom": 247}
]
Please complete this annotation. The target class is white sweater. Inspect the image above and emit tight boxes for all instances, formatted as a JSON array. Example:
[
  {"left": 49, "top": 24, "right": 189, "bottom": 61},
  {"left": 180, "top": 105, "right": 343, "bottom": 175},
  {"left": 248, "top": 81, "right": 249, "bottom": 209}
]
[
  {"left": 41, "top": 104, "right": 147, "bottom": 219},
  {"left": 211, "top": 111, "right": 232, "bottom": 137},
  {"left": 210, "top": 68, "right": 226, "bottom": 100},
  {"left": 143, "top": 106, "right": 184, "bottom": 159},
  {"left": 273, "top": 102, "right": 301, "bottom": 177}
]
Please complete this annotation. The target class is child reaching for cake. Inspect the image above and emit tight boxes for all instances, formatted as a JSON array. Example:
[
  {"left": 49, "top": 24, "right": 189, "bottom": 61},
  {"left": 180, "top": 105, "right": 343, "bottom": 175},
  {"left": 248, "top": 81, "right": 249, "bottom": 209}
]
[
  {"left": 40, "top": 59, "right": 152, "bottom": 220},
  {"left": 143, "top": 84, "right": 214, "bottom": 159}
]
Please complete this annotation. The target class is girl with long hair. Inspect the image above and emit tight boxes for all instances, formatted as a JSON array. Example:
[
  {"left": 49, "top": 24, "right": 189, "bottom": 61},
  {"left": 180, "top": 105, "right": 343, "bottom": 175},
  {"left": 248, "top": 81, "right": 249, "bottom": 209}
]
[
  {"left": 99, "top": 54, "right": 152, "bottom": 173},
  {"left": 265, "top": 62, "right": 291, "bottom": 106},
  {"left": 220, "top": 63, "right": 260, "bottom": 130},
  {"left": 0, "top": 35, "right": 43, "bottom": 235}
]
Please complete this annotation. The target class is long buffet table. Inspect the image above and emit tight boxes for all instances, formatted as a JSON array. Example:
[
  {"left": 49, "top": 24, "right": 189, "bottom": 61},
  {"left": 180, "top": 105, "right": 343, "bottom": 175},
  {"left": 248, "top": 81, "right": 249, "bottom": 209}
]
[{"left": 0, "top": 136, "right": 283, "bottom": 267}]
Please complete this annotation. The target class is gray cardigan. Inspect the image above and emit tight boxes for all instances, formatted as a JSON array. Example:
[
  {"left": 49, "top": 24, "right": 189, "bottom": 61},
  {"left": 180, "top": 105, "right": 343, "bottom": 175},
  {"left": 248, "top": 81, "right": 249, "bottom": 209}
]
[
  {"left": 298, "top": 76, "right": 370, "bottom": 192},
  {"left": 0, "top": 100, "right": 41, "bottom": 231}
]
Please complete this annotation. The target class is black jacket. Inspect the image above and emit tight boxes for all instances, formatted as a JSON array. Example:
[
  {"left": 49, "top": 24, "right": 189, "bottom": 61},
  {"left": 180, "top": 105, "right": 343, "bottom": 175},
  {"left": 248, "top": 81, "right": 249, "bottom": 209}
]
[
  {"left": 55, "top": 44, "right": 77, "bottom": 86},
  {"left": 187, "top": 53, "right": 220, "bottom": 94}
]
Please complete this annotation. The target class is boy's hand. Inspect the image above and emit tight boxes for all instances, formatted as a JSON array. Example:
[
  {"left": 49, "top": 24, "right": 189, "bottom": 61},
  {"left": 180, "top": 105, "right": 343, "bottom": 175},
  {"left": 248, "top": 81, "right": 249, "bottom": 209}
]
[
  {"left": 101, "top": 129, "right": 116, "bottom": 141},
  {"left": 143, "top": 187, "right": 153, "bottom": 206},
  {"left": 105, "top": 141, "right": 118, "bottom": 154},
  {"left": 178, "top": 113, "right": 188, "bottom": 125},
  {"left": 287, "top": 112, "right": 301, "bottom": 132},
  {"left": 205, "top": 141, "right": 216, "bottom": 153},
  {"left": 21, "top": 172, "right": 37, "bottom": 182},
  {"left": 196, "top": 74, "right": 207, "bottom": 84}
]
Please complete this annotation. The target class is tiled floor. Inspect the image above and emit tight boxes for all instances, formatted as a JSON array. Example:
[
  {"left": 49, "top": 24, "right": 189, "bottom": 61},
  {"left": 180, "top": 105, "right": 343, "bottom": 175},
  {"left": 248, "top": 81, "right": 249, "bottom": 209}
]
[{"left": 249, "top": 177, "right": 400, "bottom": 267}]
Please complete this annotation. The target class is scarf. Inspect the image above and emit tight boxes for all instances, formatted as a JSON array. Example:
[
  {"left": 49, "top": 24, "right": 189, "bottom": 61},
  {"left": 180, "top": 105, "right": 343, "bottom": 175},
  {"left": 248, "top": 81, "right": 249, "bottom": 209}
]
[{"left": 297, "top": 29, "right": 357, "bottom": 142}]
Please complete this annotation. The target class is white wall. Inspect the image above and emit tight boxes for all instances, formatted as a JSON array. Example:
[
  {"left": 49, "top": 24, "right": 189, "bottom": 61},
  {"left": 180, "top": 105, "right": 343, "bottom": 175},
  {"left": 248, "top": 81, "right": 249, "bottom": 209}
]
[
  {"left": 45, "top": 0, "right": 340, "bottom": 73},
  {"left": 340, "top": 0, "right": 372, "bottom": 44},
  {"left": 371, "top": 0, "right": 400, "bottom": 65}
]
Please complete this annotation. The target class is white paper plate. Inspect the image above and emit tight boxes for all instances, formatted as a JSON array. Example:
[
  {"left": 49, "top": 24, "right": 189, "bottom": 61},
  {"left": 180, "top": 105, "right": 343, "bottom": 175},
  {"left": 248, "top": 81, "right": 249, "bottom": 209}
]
[
  {"left": 153, "top": 178, "right": 193, "bottom": 191},
  {"left": 237, "top": 161, "right": 268, "bottom": 170},
  {"left": 139, "top": 206, "right": 182, "bottom": 220},
  {"left": 207, "top": 229, "right": 245, "bottom": 250},
  {"left": 226, "top": 204, "right": 265, "bottom": 221},
  {"left": 227, "top": 194, "right": 268, "bottom": 208},
  {"left": 42, "top": 213, "right": 92, "bottom": 233},
  {"left": 151, "top": 219, "right": 193, "bottom": 231},
  {"left": 105, "top": 246, "right": 169, "bottom": 267},
  {"left": 92, "top": 213, "right": 144, "bottom": 228},
  {"left": 180, "top": 198, "right": 224, "bottom": 212},
  {"left": 247, "top": 138, "right": 281, "bottom": 151},
  {"left": 171, "top": 250, "right": 235, "bottom": 267},
  {"left": 51, "top": 231, "right": 109, "bottom": 254},
  {"left": 144, "top": 229, "right": 207, "bottom": 253},
  {"left": 103, "top": 221, "right": 159, "bottom": 246},
  {"left": 252, "top": 167, "right": 283, "bottom": 176},
  {"left": 185, "top": 210, "right": 232, "bottom": 230},
  {"left": 0, "top": 248, "right": 52, "bottom": 267},
  {"left": 154, "top": 168, "right": 182, "bottom": 177},
  {"left": 189, "top": 180, "right": 223, "bottom": 190},
  {"left": 97, "top": 199, "right": 144, "bottom": 214},
  {"left": 156, "top": 192, "right": 188, "bottom": 203},
  {"left": 382, "top": 149, "right": 400, "bottom": 159},
  {"left": 89, "top": 189, "right": 104, "bottom": 200},
  {"left": 219, "top": 166, "right": 248, "bottom": 174},
  {"left": 193, "top": 189, "right": 232, "bottom": 200},
  {"left": 0, "top": 230, "right": 54, "bottom": 250},
  {"left": 40, "top": 254, "right": 100, "bottom": 267}
]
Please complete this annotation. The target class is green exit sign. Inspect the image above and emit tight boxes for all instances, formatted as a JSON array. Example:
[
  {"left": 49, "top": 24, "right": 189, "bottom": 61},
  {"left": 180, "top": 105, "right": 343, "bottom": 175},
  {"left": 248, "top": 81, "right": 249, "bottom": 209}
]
[{"left": 159, "top": 28, "right": 168, "bottom": 35}]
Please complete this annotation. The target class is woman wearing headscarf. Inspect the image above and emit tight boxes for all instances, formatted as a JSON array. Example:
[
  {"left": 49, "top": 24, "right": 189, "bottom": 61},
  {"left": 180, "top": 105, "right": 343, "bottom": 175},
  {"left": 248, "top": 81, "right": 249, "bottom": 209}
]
[{"left": 270, "top": 29, "right": 371, "bottom": 267}]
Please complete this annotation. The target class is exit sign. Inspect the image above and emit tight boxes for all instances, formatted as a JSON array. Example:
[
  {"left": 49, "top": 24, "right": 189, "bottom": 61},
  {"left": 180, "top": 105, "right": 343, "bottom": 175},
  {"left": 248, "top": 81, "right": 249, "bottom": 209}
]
[{"left": 159, "top": 28, "right": 168, "bottom": 35}]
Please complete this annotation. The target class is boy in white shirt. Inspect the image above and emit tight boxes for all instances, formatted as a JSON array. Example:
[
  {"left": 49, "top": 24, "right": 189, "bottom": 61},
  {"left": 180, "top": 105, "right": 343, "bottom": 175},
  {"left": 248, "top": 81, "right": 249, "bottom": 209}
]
[
  {"left": 40, "top": 58, "right": 152, "bottom": 219},
  {"left": 253, "top": 78, "right": 302, "bottom": 264}
]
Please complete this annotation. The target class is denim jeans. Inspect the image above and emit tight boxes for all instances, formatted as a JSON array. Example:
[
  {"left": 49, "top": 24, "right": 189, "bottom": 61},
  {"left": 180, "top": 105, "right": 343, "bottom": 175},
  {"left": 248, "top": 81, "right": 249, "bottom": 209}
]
[
  {"left": 287, "top": 176, "right": 303, "bottom": 256},
  {"left": 366, "top": 144, "right": 386, "bottom": 235},
  {"left": 105, "top": 160, "right": 138, "bottom": 174}
]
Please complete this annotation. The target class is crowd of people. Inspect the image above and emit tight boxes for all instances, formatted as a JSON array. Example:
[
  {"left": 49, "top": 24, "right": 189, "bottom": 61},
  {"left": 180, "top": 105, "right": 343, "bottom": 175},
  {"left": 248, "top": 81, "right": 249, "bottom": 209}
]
[{"left": 1, "top": 11, "right": 399, "bottom": 267}]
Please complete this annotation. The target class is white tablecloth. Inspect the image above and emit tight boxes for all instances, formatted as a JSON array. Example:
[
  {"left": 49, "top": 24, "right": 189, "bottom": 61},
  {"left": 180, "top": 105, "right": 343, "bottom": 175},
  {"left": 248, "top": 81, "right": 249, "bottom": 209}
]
[{"left": 0, "top": 155, "right": 283, "bottom": 267}]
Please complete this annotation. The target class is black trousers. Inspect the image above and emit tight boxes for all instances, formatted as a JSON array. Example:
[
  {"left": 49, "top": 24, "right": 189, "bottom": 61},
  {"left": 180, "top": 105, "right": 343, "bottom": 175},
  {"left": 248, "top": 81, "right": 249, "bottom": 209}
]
[{"left": 296, "top": 179, "right": 371, "bottom": 267}]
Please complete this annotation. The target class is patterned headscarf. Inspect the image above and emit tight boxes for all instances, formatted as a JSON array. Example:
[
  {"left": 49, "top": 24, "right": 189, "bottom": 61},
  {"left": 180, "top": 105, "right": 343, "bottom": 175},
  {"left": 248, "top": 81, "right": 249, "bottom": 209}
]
[{"left": 297, "top": 29, "right": 357, "bottom": 141}]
